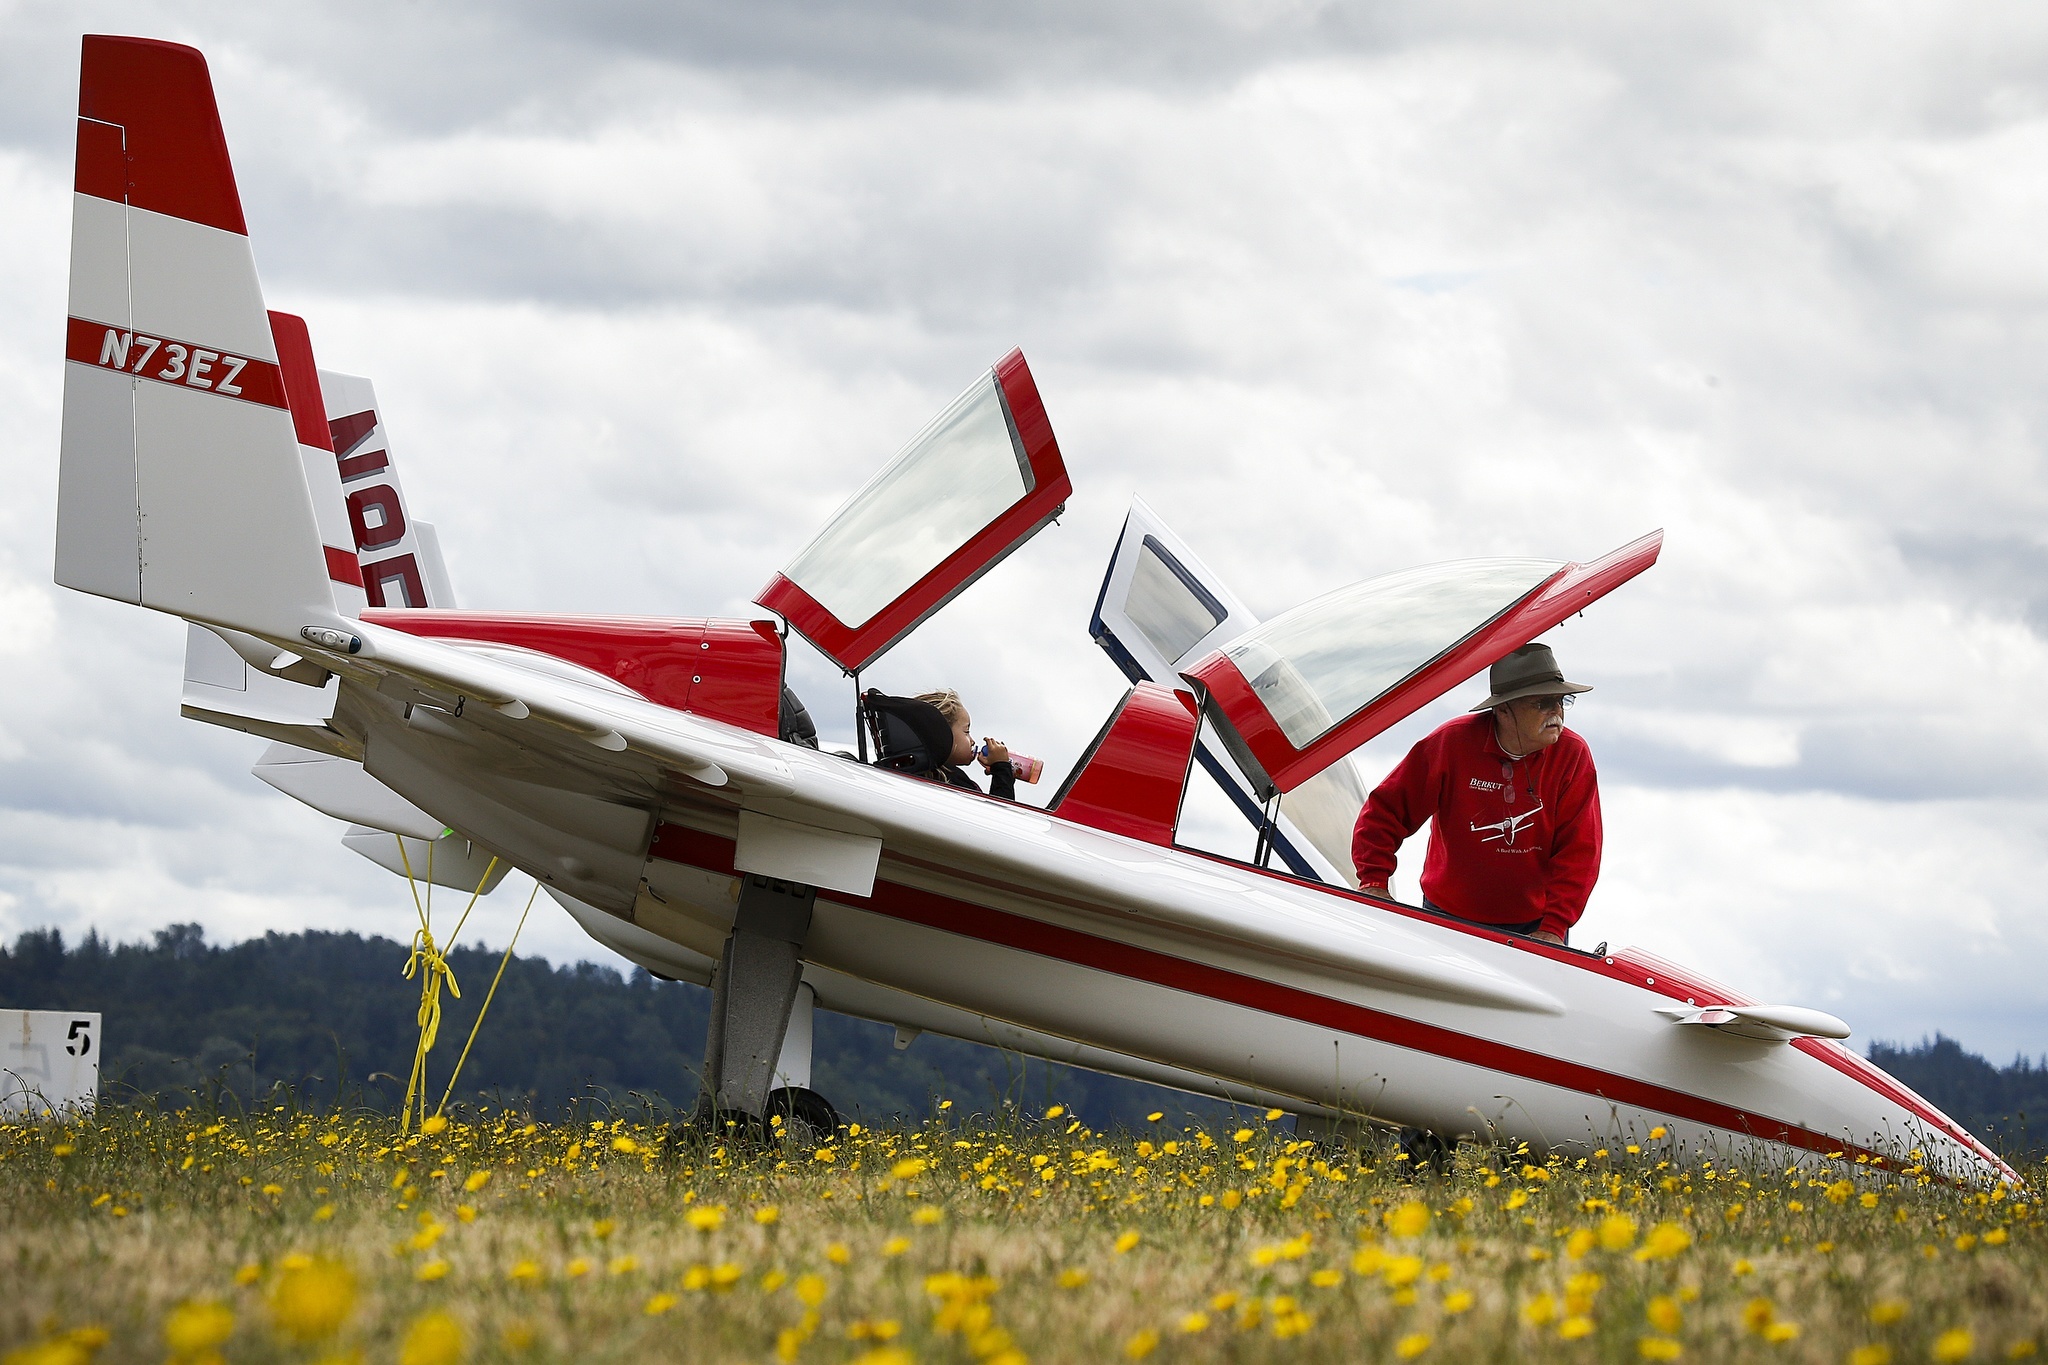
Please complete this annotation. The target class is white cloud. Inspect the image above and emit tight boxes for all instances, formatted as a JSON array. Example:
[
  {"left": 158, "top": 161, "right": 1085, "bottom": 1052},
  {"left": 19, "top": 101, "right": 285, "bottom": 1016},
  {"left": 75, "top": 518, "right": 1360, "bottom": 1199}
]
[{"left": 2, "top": 3, "right": 2045, "bottom": 1061}]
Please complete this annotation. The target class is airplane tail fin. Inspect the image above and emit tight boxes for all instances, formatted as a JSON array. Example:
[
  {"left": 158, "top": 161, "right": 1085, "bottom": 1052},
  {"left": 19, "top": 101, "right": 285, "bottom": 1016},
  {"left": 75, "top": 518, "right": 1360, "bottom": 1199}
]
[{"left": 56, "top": 35, "right": 347, "bottom": 643}]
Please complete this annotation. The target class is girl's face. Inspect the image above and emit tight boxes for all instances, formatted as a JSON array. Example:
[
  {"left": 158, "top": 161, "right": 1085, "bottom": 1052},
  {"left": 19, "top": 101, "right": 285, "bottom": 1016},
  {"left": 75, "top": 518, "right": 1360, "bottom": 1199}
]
[{"left": 948, "top": 711, "right": 976, "bottom": 765}]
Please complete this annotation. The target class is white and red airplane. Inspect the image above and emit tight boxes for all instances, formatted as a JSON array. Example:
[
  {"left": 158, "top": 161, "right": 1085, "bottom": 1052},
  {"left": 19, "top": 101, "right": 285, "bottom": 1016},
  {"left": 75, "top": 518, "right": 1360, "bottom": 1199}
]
[{"left": 53, "top": 35, "right": 2016, "bottom": 1183}]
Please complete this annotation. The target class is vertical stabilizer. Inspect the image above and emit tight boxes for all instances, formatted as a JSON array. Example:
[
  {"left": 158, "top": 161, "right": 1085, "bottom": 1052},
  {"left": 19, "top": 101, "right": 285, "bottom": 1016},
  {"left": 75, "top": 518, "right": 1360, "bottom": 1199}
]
[
  {"left": 56, "top": 35, "right": 340, "bottom": 641},
  {"left": 319, "top": 370, "right": 452, "bottom": 608}
]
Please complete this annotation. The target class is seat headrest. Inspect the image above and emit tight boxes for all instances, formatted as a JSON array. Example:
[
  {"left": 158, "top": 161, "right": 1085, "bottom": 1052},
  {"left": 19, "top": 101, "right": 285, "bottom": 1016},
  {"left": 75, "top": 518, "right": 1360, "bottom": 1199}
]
[{"left": 863, "top": 690, "right": 954, "bottom": 776}]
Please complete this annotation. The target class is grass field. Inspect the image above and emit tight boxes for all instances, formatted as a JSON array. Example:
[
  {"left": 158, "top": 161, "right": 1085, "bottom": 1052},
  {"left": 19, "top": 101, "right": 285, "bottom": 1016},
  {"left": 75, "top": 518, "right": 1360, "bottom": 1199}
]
[{"left": 2, "top": 1101, "right": 2041, "bottom": 1364}]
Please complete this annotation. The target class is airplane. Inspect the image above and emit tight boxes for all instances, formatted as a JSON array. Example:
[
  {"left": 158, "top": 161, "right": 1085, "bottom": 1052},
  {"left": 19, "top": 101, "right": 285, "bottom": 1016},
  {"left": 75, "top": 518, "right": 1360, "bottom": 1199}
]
[{"left": 52, "top": 34, "right": 2016, "bottom": 1184}]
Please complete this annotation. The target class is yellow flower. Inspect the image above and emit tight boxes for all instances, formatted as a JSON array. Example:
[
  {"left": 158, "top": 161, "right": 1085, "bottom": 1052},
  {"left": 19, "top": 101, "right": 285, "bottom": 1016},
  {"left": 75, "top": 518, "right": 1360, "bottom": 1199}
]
[
  {"left": 643, "top": 1293, "right": 677, "bottom": 1316},
  {"left": 399, "top": 1310, "right": 463, "bottom": 1365},
  {"left": 1148, "top": 1112, "right": 1165, "bottom": 1122},
  {"left": 261, "top": 1183, "right": 284, "bottom": 1197},
  {"left": 911, "top": 1206, "right": 944, "bottom": 1226},
  {"left": 710, "top": 1263, "right": 742, "bottom": 1290},
  {"left": 419, "top": 1116, "right": 449, "bottom": 1136},
  {"left": 1505, "top": 1188, "right": 1529, "bottom": 1210},
  {"left": 882, "top": 1236, "right": 910, "bottom": 1257},
  {"left": 1179, "top": 1313, "right": 1210, "bottom": 1333},
  {"left": 1059, "top": 1269, "right": 1090, "bottom": 1289},
  {"left": 1044, "top": 1106, "right": 1065, "bottom": 1119},
  {"left": 686, "top": 1207, "right": 725, "bottom": 1232},
  {"left": 163, "top": 1300, "right": 235, "bottom": 1354},
  {"left": 233, "top": 1264, "right": 262, "bottom": 1287},
  {"left": 1955, "top": 1234, "right": 1979, "bottom": 1252},
  {"left": 1233, "top": 1129, "right": 1254, "bottom": 1144},
  {"left": 416, "top": 1260, "right": 450, "bottom": 1283},
  {"left": 1560, "top": 1317, "right": 1595, "bottom": 1340},
  {"left": 1396, "top": 1332, "right": 1433, "bottom": 1358},
  {"left": 1869, "top": 1301, "right": 1907, "bottom": 1326},
  {"left": 1265, "top": 1108, "right": 1285, "bottom": 1121},
  {"left": 1638, "top": 1337, "right": 1683, "bottom": 1360},
  {"left": 754, "top": 1205, "right": 780, "bottom": 1226},
  {"left": 890, "top": 1158, "right": 928, "bottom": 1181},
  {"left": 502, "top": 1321, "right": 537, "bottom": 1353},
  {"left": 1647, "top": 1295, "right": 1683, "bottom": 1333},
  {"left": 826, "top": 1243, "right": 851, "bottom": 1265},
  {"left": 851, "top": 1350, "right": 912, "bottom": 1365},
  {"left": 1382, "top": 1255, "right": 1423, "bottom": 1288},
  {"left": 1764, "top": 1323, "right": 1801, "bottom": 1344},
  {"left": 1634, "top": 1223, "right": 1691, "bottom": 1261},
  {"left": 1599, "top": 1214, "right": 1637, "bottom": 1251},
  {"left": 1220, "top": 1190, "right": 1243, "bottom": 1210},
  {"left": 455, "top": 1206, "right": 477, "bottom": 1224},
  {"left": 312, "top": 1204, "right": 335, "bottom": 1223},
  {"left": 565, "top": 1259, "right": 591, "bottom": 1279},
  {"left": 611, "top": 1136, "right": 638, "bottom": 1154},
  {"left": 1566, "top": 1228, "right": 1597, "bottom": 1259},
  {"left": 1444, "top": 1291, "right": 1475, "bottom": 1314},
  {"left": 1114, "top": 1231, "right": 1142, "bottom": 1254},
  {"left": 1522, "top": 1294, "right": 1558, "bottom": 1328},
  {"left": 1731, "top": 1259, "right": 1754, "bottom": 1276},
  {"left": 1848, "top": 1347, "right": 1892, "bottom": 1365},
  {"left": 1985, "top": 1228, "right": 2008, "bottom": 1246},
  {"left": 592, "top": 1218, "right": 616, "bottom": 1240},
  {"left": 1742, "top": 1299, "right": 1776, "bottom": 1334},
  {"left": 1648, "top": 1126, "right": 1668, "bottom": 1139},
  {"left": 1387, "top": 1201, "right": 1431, "bottom": 1238},
  {"left": 1933, "top": 1330, "right": 1975, "bottom": 1363},
  {"left": 463, "top": 1170, "right": 491, "bottom": 1193},
  {"left": 1124, "top": 1328, "right": 1160, "bottom": 1359},
  {"left": 268, "top": 1256, "right": 356, "bottom": 1342},
  {"left": 795, "top": 1274, "right": 827, "bottom": 1306},
  {"left": 508, "top": 1261, "right": 542, "bottom": 1285},
  {"left": 1309, "top": 1268, "right": 1343, "bottom": 1288}
]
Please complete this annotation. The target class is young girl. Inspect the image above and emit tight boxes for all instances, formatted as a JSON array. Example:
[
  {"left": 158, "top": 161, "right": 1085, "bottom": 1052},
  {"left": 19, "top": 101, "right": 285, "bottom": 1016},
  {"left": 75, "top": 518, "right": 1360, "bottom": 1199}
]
[{"left": 914, "top": 689, "right": 1015, "bottom": 800}]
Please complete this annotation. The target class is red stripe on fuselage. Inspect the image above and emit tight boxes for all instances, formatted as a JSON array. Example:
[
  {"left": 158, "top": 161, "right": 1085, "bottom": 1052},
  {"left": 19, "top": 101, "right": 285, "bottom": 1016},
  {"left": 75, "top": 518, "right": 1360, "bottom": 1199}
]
[
  {"left": 66, "top": 316, "right": 285, "bottom": 409},
  {"left": 648, "top": 823, "right": 1969, "bottom": 1169}
]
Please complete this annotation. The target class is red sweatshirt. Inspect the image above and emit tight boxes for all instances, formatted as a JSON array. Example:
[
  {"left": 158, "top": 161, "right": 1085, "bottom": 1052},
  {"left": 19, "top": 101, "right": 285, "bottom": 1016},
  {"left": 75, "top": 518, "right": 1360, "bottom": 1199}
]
[{"left": 1350, "top": 712, "right": 1602, "bottom": 939}]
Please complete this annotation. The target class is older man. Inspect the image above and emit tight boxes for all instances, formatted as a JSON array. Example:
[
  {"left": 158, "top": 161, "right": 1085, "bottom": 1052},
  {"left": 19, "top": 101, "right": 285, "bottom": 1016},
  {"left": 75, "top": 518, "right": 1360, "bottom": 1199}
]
[{"left": 1351, "top": 642, "right": 1602, "bottom": 945}]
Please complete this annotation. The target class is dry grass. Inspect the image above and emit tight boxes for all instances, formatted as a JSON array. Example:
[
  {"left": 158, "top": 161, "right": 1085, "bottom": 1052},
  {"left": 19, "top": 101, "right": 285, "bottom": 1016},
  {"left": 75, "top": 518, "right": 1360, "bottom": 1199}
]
[{"left": 1, "top": 1099, "right": 2041, "bottom": 1364}]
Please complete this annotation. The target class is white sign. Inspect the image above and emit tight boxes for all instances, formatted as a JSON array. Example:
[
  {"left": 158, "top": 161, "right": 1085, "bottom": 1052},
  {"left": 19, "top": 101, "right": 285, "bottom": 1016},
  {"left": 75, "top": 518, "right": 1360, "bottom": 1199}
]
[{"left": 2, "top": 1010, "right": 101, "bottom": 1119}]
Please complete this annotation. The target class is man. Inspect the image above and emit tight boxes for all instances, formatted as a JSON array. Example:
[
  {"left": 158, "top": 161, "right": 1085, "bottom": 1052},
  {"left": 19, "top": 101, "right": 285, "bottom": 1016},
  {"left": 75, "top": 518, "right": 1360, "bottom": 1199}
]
[{"left": 1351, "top": 642, "right": 1601, "bottom": 945}]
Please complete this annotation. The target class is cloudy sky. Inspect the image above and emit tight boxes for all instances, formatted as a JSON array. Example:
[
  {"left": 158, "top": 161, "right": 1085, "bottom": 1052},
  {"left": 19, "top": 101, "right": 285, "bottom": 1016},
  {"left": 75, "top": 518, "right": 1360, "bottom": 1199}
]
[{"left": 3, "top": 2, "right": 2045, "bottom": 1060}]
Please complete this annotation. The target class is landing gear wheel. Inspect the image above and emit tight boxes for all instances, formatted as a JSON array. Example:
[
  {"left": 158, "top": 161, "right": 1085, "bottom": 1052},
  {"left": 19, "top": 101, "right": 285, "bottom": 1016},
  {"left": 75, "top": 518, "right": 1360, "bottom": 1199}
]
[
  {"left": 1397, "top": 1126, "right": 1452, "bottom": 1177},
  {"left": 767, "top": 1087, "right": 841, "bottom": 1146}
]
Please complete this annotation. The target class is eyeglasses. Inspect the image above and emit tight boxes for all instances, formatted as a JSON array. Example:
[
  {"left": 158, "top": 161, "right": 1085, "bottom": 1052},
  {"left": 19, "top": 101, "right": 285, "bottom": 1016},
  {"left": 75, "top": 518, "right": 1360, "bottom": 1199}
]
[{"left": 1517, "top": 694, "right": 1575, "bottom": 715}]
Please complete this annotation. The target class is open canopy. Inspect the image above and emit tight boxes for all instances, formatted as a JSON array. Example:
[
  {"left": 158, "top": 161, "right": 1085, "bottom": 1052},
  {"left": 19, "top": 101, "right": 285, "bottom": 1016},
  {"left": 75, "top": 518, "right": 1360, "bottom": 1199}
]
[
  {"left": 756, "top": 350, "right": 1071, "bottom": 674},
  {"left": 1185, "top": 530, "right": 1662, "bottom": 796}
]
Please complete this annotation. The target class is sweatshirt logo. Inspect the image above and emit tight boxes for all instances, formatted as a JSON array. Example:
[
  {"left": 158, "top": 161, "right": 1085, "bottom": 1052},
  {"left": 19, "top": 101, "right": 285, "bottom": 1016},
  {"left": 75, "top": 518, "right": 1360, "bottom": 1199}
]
[
  {"left": 1468, "top": 777, "right": 1505, "bottom": 793},
  {"left": 1471, "top": 803, "right": 1544, "bottom": 847}
]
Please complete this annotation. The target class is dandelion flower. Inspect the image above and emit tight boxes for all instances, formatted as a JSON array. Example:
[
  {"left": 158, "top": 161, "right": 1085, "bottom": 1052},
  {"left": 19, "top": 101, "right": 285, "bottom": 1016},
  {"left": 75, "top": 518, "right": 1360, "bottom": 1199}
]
[
  {"left": 268, "top": 1256, "right": 356, "bottom": 1342},
  {"left": 419, "top": 1116, "right": 449, "bottom": 1136},
  {"left": 826, "top": 1243, "right": 850, "bottom": 1266},
  {"left": 1179, "top": 1313, "right": 1210, "bottom": 1333},
  {"left": 890, "top": 1158, "right": 928, "bottom": 1181},
  {"left": 1869, "top": 1301, "right": 1907, "bottom": 1326},
  {"left": 163, "top": 1300, "right": 234, "bottom": 1355},
  {"left": 234, "top": 1264, "right": 262, "bottom": 1287},
  {"left": 1147, "top": 1112, "right": 1164, "bottom": 1122},
  {"left": 565, "top": 1259, "right": 591, "bottom": 1279},
  {"left": 912, "top": 1206, "right": 944, "bottom": 1226},
  {"left": 611, "top": 1136, "right": 638, "bottom": 1154},
  {"left": 1444, "top": 1291, "right": 1475, "bottom": 1315},
  {"left": 399, "top": 1310, "right": 463, "bottom": 1365},
  {"left": 1309, "top": 1269, "right": 1343, "bottom": 1288},
  {"left": 1521, "top": 1294, "right": 1558, "bottom": 1328},
  {"left": 1387, "top": 1201, "right": 1431, "bottom": 1238},
  {"left": 1560, "top": 1317, "right": 1595, "bottom": 1340},
  {"left": 643, "top": 1293, "right": 678, "bottom": 1316},
  {"left": 851, "top": 1350, "right": 912, "bottom": 1365},
  {"left": 1044, "top": 1106, "right": 1065, "bottom": 1119},
  {"left": 1599, "top": 1214, "right": 1637, "bottom": 1251},
  {"left": 1648, "top": 1126, "right": 1668, "bottom": 1140},
  {"left": 1396, "top": 1332, "right": 1433, "bottom": 1358},
  {"left": 1566, "top": 1228, "right": 1597, "bottom": 1259},
  {"left": 1124, "top": 1328, "right": 1160, "bottom": 1359},
  {"left": 754, "top": 1205, "right": 781, "bottom": 1226},
  {"left": 463, "top": 1170, "right": 490, "bottom": 1193},
  {"left": 1115, "top": 1231, "right": 1142, "bottom": 1254},
  {"left": 795, "top": 1274, "right": 827, "bottom": 1307},
  {"left": 1058, "top": 1269, "right": 1090, "bottom": 1289},
  {"left": 882, "top": 1236, "right": 910, "bottom": 1257},
  {"left": 508, "top": 1261, "right": 543, "bottom": 1285},
  {"left": 1232, "top": 1129, "right": 1254, "bottom": 1144},
  {"left": 1265, "top": 1108, "right": 1285, "bottom": 1121},
  {"left": 1634, "top": 1223, "right": 1691, "bottom": 1261},
  {"left": 1638, "top": 1337, "right": 1683, "bottom": 1360},
  {"left": 416, "top": 1259, "right": 450, "bottom": 1283},
  {"left": 1647, "top": 1296, "right": 1683, "bottom": 1333},
  {"left": 686, "top": 1207, "right": 725, "bottom": 1232},
  {"left": 1848, "top": 1347, "right": 1892, "bottom": 1365},
  {"left": 1933, "top": 1330, "right": 1975, "bottom": 1362}
]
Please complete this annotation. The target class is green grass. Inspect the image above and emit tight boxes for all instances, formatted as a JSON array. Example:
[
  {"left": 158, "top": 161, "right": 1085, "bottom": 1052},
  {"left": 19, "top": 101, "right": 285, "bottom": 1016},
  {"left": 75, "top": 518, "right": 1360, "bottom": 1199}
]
[{"left": 2, "top": 1100, "right": 2041, "bottom": 1364}]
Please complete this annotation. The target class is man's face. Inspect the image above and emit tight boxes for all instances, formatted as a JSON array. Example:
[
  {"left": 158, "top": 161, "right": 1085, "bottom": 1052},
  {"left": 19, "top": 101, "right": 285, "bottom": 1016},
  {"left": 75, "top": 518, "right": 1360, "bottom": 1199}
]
[{"left": 1499, "top": 694, "right": 1569, "bottom": 753}]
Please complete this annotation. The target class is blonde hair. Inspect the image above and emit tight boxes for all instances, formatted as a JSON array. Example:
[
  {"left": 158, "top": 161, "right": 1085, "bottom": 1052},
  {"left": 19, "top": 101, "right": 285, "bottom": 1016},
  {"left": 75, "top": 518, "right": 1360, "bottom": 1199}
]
[{"left": 914, "top": 689, "right": 965, "bottom": 724}]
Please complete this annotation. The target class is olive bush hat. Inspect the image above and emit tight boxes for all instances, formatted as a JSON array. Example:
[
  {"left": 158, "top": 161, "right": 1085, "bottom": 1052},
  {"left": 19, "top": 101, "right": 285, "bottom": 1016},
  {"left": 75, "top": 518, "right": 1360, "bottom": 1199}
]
[{"left": 1470, "top": 642, "right": 1592, "bottom": 711}]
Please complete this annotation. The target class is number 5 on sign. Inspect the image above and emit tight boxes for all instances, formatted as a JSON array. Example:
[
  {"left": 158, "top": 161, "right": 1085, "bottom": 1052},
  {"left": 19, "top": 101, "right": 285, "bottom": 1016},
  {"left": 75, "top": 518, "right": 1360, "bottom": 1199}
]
[{"left": 2, "top": 1010, "right": 101, "bottom": 1119}]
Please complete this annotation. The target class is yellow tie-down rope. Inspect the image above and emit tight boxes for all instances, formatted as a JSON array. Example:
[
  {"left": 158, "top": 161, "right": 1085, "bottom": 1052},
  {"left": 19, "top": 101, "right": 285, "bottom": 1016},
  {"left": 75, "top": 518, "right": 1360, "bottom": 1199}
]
[{"left": 394, "top": 835, "right": 534, "bottom": 1133}]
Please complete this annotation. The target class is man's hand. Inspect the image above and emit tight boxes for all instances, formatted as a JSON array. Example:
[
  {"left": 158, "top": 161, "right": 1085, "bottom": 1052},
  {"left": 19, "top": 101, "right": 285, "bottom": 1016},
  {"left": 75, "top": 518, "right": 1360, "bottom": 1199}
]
[
  {"left": 1530, "top": 929, "right": 1565, "bottom": 945},
  {"left": 1359, "top": 883, "right": 1395, "bottom": 900}
]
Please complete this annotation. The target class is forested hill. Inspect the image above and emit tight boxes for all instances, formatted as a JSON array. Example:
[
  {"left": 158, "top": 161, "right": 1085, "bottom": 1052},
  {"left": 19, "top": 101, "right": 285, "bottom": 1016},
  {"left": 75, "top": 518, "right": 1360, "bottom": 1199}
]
[
  {"left": 0, "top": 925, "right": 1229, "bottom": 1131},
  {"left": 3, "top": 925, "right": 2041, "bottom": 1154}
]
